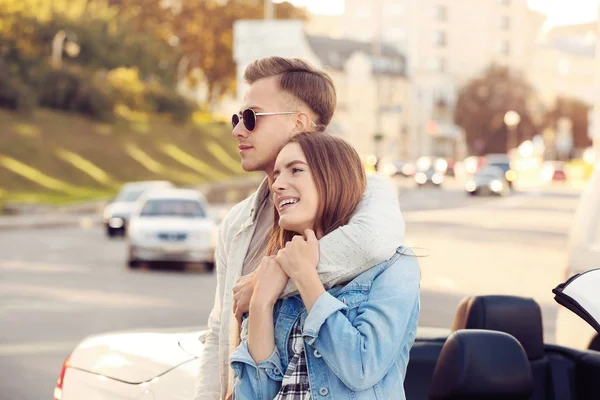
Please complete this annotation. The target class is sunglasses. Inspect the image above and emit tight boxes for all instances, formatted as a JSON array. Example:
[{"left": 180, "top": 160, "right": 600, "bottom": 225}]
[{"left": 232, "top": 109, "right": 298, "bottom": 131}]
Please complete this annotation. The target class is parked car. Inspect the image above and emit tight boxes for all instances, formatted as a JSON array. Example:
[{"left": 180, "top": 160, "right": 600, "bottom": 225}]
[
  {"left": 464, "top": 165, "right": 509, "bottom": 196},
  {"left": 54, "top": 290, "right": 600, "bottom": 400},
  {"left": 103, "top": 181, "right": 174, "bottom": 237},
  {"left": 126, "top": 188, "right": 216, "bottom": 271},
  {"left": 555, "top": 162, "right": 600, "bottom": 351}
]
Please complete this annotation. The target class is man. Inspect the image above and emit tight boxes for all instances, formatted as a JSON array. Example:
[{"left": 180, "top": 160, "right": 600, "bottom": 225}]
[{"left": 193, "top": 56, "right": 405, "bottom": 400}]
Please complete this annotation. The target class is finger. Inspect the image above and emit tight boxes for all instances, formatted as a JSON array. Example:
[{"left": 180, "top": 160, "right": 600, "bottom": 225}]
[{"left": 304, "top": 229, "right": 317, "bottom": 243}]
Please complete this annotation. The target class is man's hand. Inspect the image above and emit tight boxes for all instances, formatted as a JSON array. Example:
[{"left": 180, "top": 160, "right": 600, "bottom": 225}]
[
  {"left": 232, "top": 271, "right": 257, "bottom": 324},
  {"left": 276, "top": 229, "right": 319, "bottom": 282}
]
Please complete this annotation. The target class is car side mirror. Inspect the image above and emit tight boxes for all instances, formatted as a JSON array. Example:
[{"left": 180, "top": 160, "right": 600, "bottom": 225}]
[{"left": 554, "top": 268, "right": 600, "bottom": 334}]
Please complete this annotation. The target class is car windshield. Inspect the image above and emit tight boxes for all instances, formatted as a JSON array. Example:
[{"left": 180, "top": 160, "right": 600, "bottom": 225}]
[
  {"left": 114, "top": 189, "right": 145, "bottom": 202},
  {"left": 140, "top": 199, "right": 206, "bottom": 218},
  {"left": 488, "top": 162, "right": 510, "bottom": 173}
]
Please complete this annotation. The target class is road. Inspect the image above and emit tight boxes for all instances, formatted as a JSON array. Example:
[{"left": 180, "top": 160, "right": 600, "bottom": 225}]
[{"left": 0, "top": 179, "right": 581, "bottom": 399}]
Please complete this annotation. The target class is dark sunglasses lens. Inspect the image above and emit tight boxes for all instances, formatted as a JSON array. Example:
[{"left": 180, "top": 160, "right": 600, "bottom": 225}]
[
  {"left": 242, "top": 109, "right": 256, "bottom": 131},
  {"left": 231, "top": 114, "right": 239, "bottom": 128}
]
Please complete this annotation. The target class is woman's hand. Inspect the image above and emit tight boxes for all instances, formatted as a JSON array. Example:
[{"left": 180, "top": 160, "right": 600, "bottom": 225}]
[
  {"left": 250, "top": 256, "right": 289, "bottom": 308},
  {"left": 247, "top": 256, "right": 288, "bottom": 364},
  {"left": 275, "top": 229, "right": 319, "bottom": 282}
]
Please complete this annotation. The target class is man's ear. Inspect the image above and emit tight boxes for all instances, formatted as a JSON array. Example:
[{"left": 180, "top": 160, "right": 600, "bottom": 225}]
[{"left": 294, "top": 112, "right": 313, "bottom": 133}]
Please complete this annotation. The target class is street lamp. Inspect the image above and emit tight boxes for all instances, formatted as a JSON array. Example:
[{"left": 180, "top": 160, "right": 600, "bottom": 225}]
[
  {"left": 51, "top": 30, "right": 80, "bottom": 69},
  {"left": 504, "top": 110, "right": 521, "bottom": 154}
]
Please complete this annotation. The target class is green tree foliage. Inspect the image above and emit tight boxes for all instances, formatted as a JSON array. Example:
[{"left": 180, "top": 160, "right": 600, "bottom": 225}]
[
  {"left": 454, "top": 65, "right": 542, "bottom": 155},
  {"left": 158, "top": 0, "right": 305, "bottom": 105}
]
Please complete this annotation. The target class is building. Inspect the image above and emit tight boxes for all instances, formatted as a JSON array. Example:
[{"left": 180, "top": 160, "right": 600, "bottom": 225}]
[
  {"left": 307, "top": 0, "right": 546, "bottom": 158},
  {"left": 529, "top": 23, "right": 596, "bottom": 106},
  {"left": 233, "top": 20, "right": 412, "bottom": 162}
]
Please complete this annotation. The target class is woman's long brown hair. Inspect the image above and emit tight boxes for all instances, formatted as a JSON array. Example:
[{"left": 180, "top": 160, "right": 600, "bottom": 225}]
[{"left": 266, "top": 132, "right": 366, "bottom": 255}]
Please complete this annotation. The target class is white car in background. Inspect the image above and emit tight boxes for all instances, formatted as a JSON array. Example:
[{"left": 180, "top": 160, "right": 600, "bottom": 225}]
[
  {"left": 126, "top": 188, "right": 216, "bottom": 271},
  {"left": 555, "top": 162, "right": 600, "bottom": 351},
  {"left": 103, "top": 181, "right": 174, "bottom": 237}
]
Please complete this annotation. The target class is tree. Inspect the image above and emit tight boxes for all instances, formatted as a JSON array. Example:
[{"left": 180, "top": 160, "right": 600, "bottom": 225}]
[
  {"left": 454, "top": 65, "right": 542, "bottom": 155},
  {"left": 172, "top": 0, "right": 306, "bottom": 108},
  {"left": 545, "top": 97, "right": 592, "bottom": 150}
]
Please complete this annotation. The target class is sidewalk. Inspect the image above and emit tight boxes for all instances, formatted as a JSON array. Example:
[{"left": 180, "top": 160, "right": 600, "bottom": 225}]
[{"left": 0, "top": 213, "right": 101, "bottom": 231}]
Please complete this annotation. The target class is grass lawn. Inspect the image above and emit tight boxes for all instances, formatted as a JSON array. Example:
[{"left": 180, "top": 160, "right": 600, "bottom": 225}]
[{"left": 0, "top": 108, "right": 245, "bottom": 206}]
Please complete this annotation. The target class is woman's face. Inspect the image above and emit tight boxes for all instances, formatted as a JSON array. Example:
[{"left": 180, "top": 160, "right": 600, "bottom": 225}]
[{"left": 272, "top": 142, "right": 319, "bottom": 235}]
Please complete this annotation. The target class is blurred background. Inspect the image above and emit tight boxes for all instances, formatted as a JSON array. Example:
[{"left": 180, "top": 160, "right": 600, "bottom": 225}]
[{"left": 1, "top": 0, "right": 600, "bottom": 398}]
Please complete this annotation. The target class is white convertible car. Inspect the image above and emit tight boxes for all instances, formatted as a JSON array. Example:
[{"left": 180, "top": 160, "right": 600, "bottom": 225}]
[{"left": 55, "top": 273, "right": 600, "bottom": 400}]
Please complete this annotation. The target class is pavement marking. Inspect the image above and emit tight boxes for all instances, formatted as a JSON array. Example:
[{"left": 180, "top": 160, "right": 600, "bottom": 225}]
[
  {"left": 0, "top": 283, "right": 180, "bottom": 309},
  {"left": 0, "top": 259, "right": 91, "bottom": 273},
  {"left": 0, "top": 341, "right": 79, "bottom": 356}
]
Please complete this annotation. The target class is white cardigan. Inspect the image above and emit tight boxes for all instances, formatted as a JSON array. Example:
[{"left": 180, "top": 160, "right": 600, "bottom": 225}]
[{"left": 193, "top": 174, "right": 405, "bottom": 400}]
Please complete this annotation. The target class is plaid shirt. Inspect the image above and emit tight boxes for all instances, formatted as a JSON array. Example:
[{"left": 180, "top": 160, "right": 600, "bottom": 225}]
[{"left": 274, "top": 318, "right": 312, "bottom": 400}]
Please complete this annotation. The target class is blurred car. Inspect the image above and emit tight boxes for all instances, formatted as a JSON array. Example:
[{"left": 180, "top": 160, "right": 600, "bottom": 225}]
[
  {"left": 126, "top": 188, "right": 216, "bottom": 271},
  {"left": 555, "top": 163, "right": 600, "bottom": 351},
  {"left": 542, "top": 161, "right": 567, "bottom": 182},
  {"left": 380, "top": 160, "right": 416, "bottom": 178},
  {"left": 414, "top": 156, "right": 444, "bottom": 187},
  {"left": 464, "top": 165, "right": 509, "bottom": 196},
  {"left": 414, "top": 167, "right": 444, "bottom": 187},
  {"left": 54, "top": 291, "right": 600, "bottom": 400},
  {"left": 103, "top": 181, "right": 174, "bottom": 237},
  {"left": 483, "top": 153, "right": 517, "bottom": 189}
]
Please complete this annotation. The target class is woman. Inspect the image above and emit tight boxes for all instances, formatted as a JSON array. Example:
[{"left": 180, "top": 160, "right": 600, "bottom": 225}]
[{"left": 230, "top": 132, "right": 420, "bottom": 399}]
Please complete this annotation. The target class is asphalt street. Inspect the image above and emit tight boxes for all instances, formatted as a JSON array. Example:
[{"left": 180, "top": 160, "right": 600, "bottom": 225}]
[{"left": 0, "top": 178, "right": 581, "bottom": 399}]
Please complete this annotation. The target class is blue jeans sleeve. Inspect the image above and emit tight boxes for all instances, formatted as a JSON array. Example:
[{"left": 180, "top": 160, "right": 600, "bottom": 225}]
[{"left": 230, "top": 340, "right": 284, "bottom": 400}]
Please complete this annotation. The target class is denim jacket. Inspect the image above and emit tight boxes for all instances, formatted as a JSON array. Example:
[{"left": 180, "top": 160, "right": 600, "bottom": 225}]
[{"left": 230, "top": 247, "right": 421, "bottom": 400}]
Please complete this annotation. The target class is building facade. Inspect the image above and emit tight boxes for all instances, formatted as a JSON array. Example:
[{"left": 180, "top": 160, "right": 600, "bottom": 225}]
[
  {"left": 308, "top": 0, "right": 546, "bottom": 159},
  {"left": 233, "top": 20, "right": 411, "bottom": 162}
]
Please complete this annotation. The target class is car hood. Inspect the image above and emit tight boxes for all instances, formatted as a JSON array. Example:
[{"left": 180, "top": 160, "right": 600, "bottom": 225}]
[
  {"left": 68, "top": 330, "right": 205, "bottom": 384},
  {"left": 130, "top": 217, "right": 214, "bottom": 232},
  {"left": 473, "top": 174, "right": 500, "bottom": 185}
]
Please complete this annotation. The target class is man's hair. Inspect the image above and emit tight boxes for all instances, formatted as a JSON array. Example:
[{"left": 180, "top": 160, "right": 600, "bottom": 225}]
[
  {"left": 267, "top": 132, "right": 366, "bottom": 255},
  {"left": 244, "top": 57, "right": 337, "bottom": 131}
]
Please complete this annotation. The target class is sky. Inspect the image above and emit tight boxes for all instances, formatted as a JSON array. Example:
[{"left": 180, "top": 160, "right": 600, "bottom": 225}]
[{"left": 277, "top": 0, "right": 600, "bottom": 26}]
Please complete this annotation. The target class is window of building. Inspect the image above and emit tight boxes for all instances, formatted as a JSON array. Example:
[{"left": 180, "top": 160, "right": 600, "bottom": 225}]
[
  {"left": 429, "top": 57, "right": 446, "bottom": 73},
  {"left": 434, "top": 31, "right": 447, "bottom": 47},
  {"left": 434, "top": 4, "right": 447, "bottom": 21},
  {"left": 498, "top": 40, "right": 510, "bottom": 55},
  {"left": 499, "top": 15, "right": 510, "bottom": 30}
]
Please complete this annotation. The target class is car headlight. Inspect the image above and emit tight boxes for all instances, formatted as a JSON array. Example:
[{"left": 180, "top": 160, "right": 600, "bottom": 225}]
[
  {"left": 465, "top": 181, "right": 477, "bottom": 192},
  {"left": 431, "top": 173, "right": 444, "bottom": 185},
  {"left": 415, "top": 172, "right": 427, "bottom": 184},
  {"left": 505, "top": 170, "right": 517, "bottom": 182},
  {"left": 130, "top": 230, "right": 154, "bottom": 240},
  {"left": 108, "top": 217, "right": 124, "bottom": 228},
  {"left": 489, "top": 180, "right": 504, "bottom": 192}
]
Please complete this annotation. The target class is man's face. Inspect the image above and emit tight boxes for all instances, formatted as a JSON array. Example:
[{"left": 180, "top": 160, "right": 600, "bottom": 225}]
[{"left": 233, "top": 76, "right": 297, "bottom": 177}]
